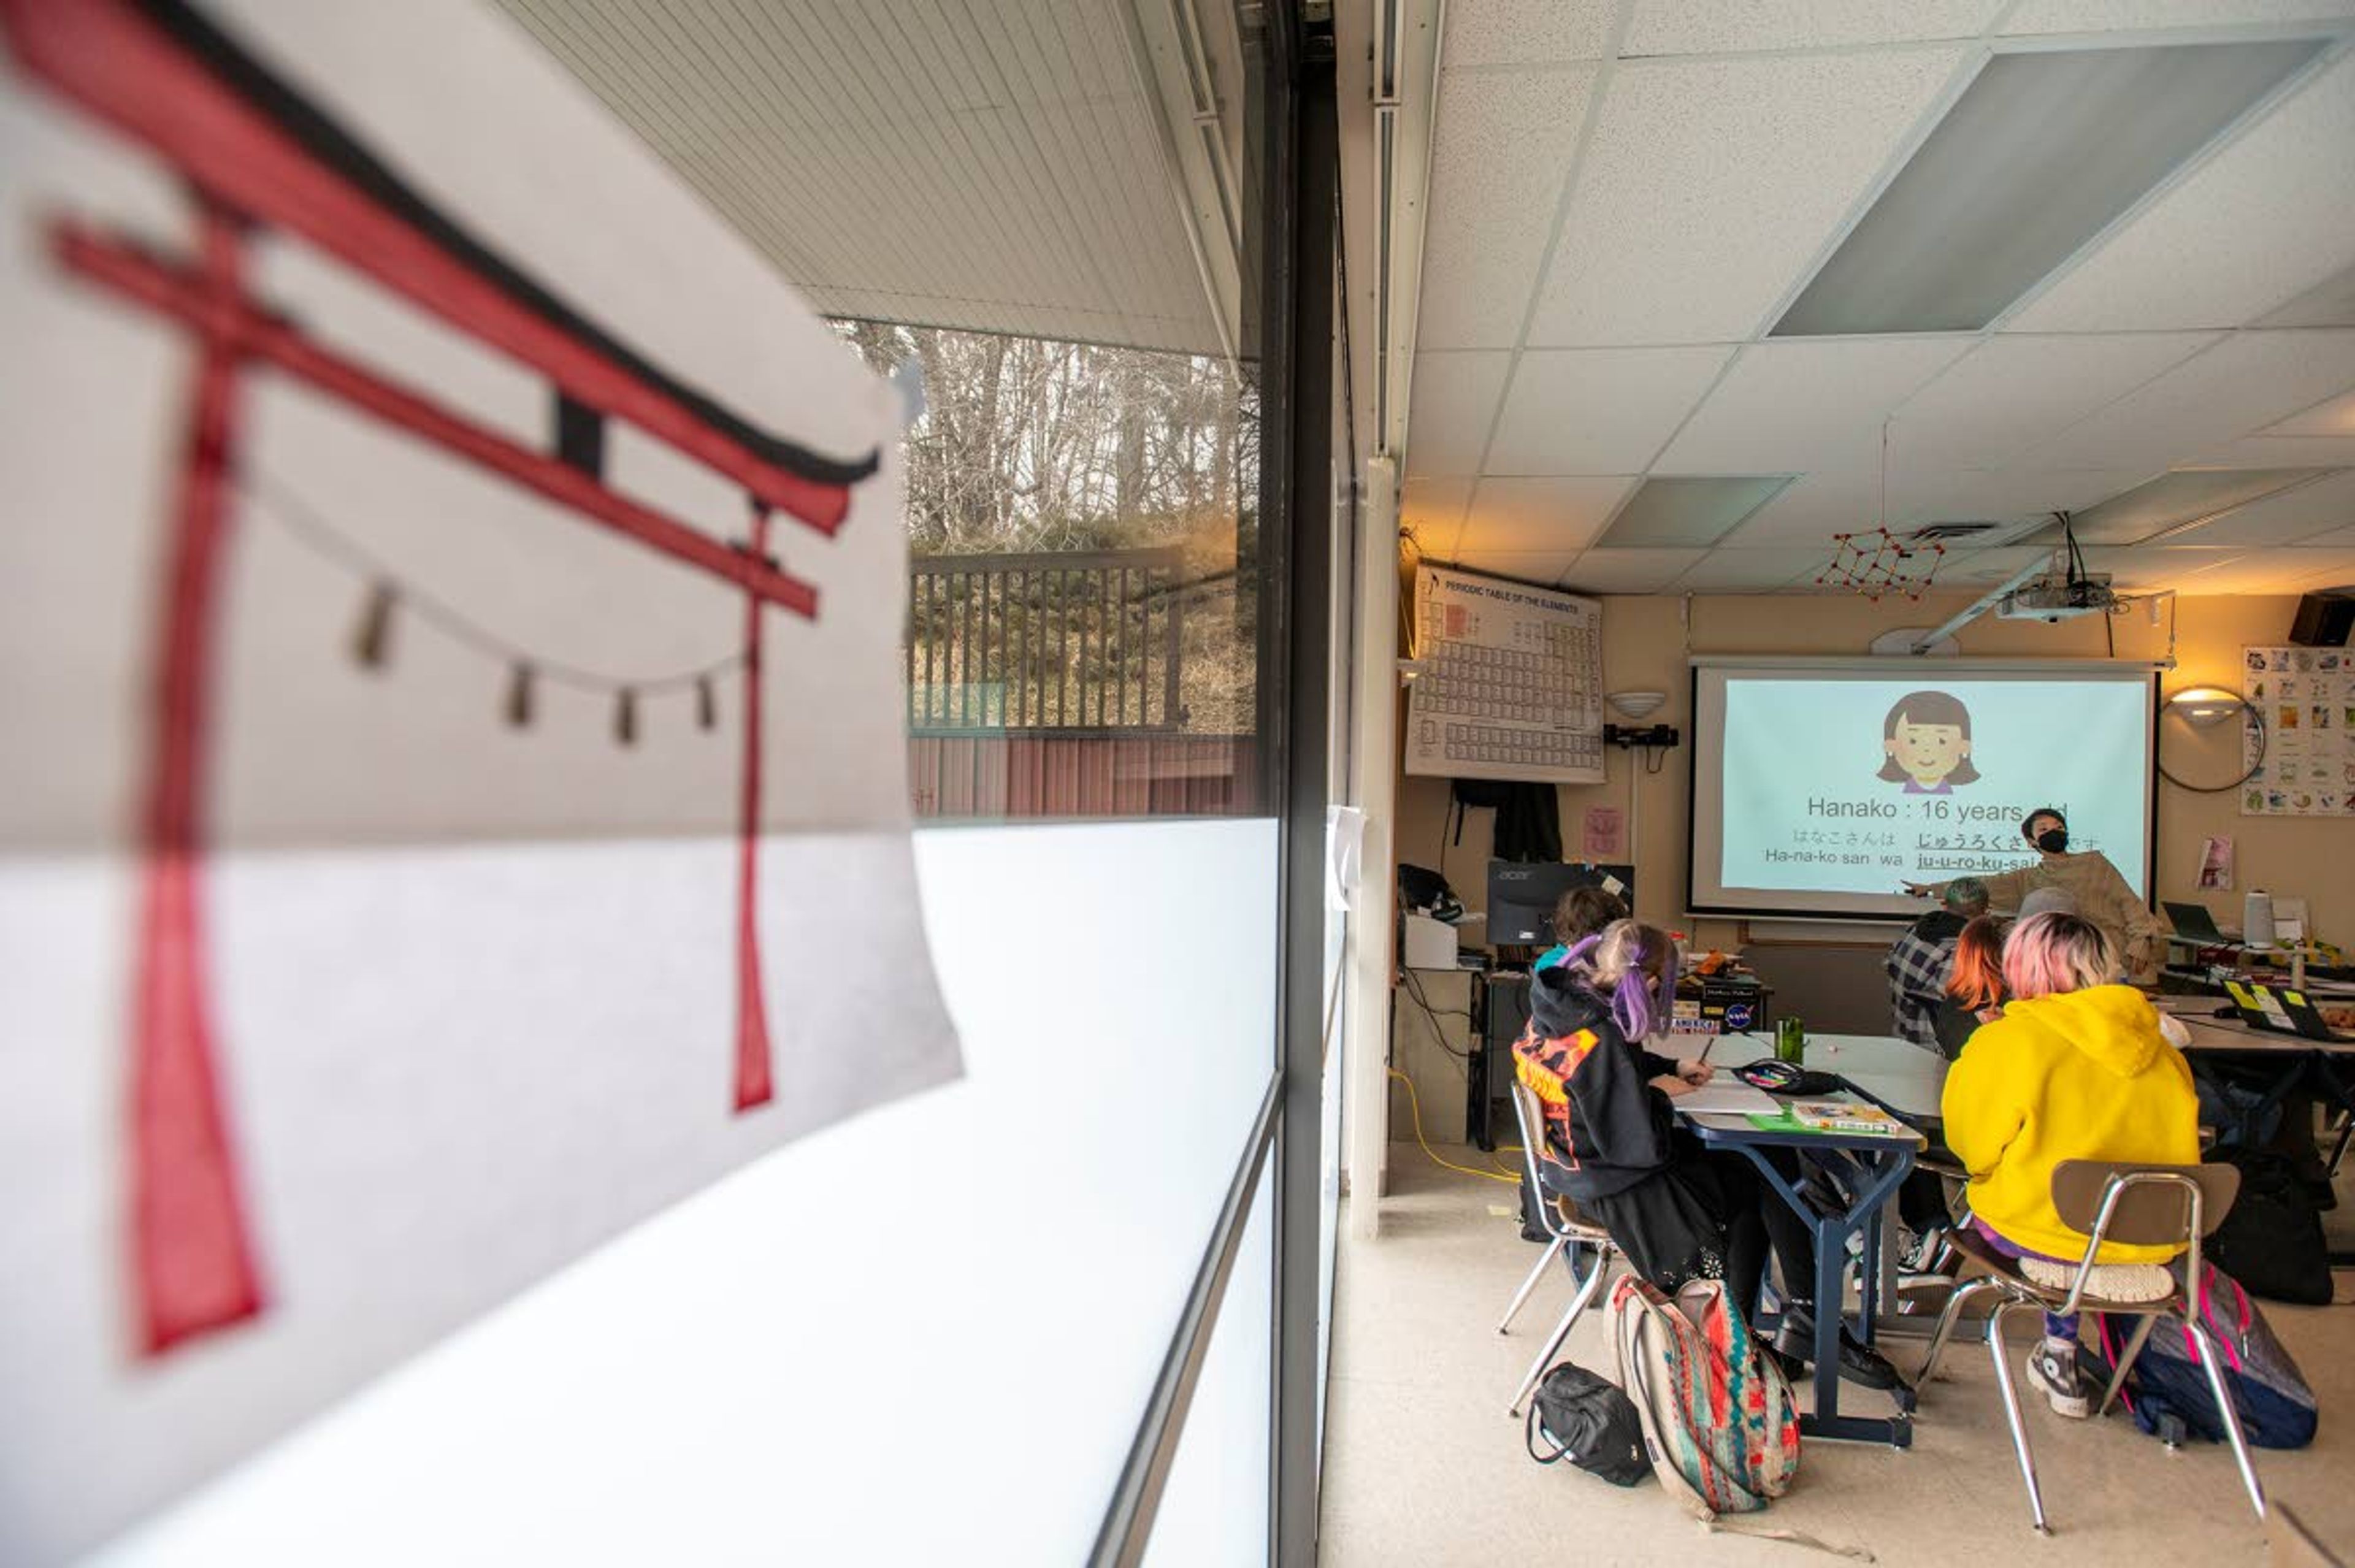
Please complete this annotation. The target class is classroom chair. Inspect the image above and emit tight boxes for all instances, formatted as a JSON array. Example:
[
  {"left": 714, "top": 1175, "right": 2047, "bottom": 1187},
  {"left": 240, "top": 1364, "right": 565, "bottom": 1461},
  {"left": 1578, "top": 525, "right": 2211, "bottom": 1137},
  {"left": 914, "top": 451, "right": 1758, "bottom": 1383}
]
[
  {"left": 1501, "top": 1079, "right": 1621, "bottom": 1418},
  {"left": 1915, "top": 1160, "right": 2256, "bottom": 1536}
]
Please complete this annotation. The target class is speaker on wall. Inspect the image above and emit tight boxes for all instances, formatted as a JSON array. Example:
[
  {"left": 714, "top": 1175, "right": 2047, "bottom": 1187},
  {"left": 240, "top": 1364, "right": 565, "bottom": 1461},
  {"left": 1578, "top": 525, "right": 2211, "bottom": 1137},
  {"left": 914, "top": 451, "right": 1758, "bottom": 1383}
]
[{"left": 2289, "top": 587, "right": 2355, "bottom": 647}]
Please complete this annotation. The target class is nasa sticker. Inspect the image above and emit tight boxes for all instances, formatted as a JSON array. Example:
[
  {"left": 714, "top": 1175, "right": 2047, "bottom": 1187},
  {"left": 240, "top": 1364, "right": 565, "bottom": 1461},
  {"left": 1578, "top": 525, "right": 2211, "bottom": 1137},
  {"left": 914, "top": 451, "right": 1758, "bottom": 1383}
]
[{"left": 1724, "top": 1003, "right": 1754, "bottom": 1031}]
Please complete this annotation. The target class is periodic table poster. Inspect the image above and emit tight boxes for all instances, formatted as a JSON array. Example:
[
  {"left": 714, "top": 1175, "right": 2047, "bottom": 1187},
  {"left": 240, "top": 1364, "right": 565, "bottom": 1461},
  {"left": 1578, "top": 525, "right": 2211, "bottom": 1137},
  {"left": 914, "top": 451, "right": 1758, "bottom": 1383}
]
[
  {"left": 2242, "top": 644, "right": 2355, "bottom": 817},
  {"left": 1404, "top": 565, "right": 1605, "bottom": 784}
]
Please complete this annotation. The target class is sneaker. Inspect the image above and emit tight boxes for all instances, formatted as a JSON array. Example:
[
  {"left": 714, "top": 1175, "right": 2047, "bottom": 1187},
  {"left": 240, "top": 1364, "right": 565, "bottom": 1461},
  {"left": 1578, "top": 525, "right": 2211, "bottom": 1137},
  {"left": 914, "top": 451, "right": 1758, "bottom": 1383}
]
[
  {"left": 1899, "top": 1223, "right": 1951, "bottom": 1275},
  {"left": 2025, "top": 1341, "right": 2091, "bottom": 1419},
  {"left": 1771, "top": 1306, "right": 1904, "bottom": 1391}
]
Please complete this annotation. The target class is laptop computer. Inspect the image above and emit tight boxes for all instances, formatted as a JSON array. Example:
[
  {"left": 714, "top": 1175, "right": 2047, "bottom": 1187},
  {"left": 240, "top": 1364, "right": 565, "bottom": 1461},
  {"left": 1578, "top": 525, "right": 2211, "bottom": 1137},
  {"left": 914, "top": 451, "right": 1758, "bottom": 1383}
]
[
  {"left": 2164, "top": 901, "right": 2229, "bottom": 942},
  {"left": 2221, "top": 980, "right": 2355, "bottom": 1042}
]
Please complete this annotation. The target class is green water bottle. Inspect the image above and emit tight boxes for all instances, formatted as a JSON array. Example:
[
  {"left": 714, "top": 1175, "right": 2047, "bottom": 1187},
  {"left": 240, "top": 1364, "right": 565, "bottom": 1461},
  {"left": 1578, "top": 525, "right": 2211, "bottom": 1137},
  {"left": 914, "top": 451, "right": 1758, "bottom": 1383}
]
[{"left": 1775, "top": 1015, "right": 1806, "bottom": 1065}]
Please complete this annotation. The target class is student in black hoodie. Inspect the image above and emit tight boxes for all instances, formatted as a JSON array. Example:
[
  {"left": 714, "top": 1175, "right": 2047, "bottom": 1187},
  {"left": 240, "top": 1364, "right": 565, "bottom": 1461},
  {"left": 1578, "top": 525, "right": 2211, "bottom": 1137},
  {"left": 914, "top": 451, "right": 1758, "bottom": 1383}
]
[{"left": 1515, "top": 920, "right": 1897, "bottom": 1387}]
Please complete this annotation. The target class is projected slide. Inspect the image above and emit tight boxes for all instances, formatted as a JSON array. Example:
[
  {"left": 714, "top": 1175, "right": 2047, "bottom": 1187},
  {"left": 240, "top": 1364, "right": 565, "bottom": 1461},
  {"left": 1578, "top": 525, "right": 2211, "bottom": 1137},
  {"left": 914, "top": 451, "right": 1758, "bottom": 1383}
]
[{"left": 1690, "top": 664, "right": 2155, "bottom": 918}]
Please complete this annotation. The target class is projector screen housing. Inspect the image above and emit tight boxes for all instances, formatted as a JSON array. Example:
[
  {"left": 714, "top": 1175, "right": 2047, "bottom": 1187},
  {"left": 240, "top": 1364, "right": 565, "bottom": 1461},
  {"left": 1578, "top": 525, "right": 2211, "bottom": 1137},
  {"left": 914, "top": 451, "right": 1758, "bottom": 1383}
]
[{"left": 1687, "top": 658, "right": 2158, "bottom": 922}]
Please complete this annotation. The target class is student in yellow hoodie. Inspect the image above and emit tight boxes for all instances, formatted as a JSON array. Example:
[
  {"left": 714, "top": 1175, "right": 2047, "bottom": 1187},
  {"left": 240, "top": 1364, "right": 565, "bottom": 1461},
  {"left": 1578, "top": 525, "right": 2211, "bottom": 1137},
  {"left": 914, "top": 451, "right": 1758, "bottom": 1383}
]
[{"left": 1940, "top": 912, "right": 2199, "bottom": 1419}]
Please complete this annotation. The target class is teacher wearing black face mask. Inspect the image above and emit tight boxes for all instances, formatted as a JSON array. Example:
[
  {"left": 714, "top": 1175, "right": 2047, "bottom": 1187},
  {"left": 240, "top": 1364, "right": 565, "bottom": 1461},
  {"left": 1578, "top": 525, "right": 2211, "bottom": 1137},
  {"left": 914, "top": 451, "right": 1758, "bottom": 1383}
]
[{"left": 1904, "top": 807, "right": 2162, "bottom": 980}]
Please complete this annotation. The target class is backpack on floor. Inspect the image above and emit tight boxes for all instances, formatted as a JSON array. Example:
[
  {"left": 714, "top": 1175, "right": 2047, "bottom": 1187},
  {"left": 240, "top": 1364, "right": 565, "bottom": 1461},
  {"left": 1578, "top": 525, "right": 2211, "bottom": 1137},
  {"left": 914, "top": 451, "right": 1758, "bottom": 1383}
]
[
  {"left": 1608, "top": 1274, "right": 1799, "bottom": 1519},
  {"left": 2202, "top": 1149, "right": 2332, "bottom": 1306},
  {"left": 2090, "top": 1258, "right": 2318, "bottom": 1450}
]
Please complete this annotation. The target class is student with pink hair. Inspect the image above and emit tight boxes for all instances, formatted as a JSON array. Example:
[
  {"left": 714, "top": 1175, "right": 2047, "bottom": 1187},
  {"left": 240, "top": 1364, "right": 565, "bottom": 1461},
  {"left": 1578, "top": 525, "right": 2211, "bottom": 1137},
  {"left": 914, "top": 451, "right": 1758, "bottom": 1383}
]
[{"left": 1940, "top": 912, "right": 2199, "bottom": 1418}]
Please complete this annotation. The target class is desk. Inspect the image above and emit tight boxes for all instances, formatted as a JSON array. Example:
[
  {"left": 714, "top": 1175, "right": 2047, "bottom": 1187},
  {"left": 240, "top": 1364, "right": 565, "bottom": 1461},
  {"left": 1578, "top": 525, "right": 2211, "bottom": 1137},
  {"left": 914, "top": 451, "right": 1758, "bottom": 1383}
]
[
  {"left": 1681, "top": 1033, "right": 1938, "bottom": 1448},
  {"left": 2154, "top": 1000, "right": 2355, "bottom": 1264}
]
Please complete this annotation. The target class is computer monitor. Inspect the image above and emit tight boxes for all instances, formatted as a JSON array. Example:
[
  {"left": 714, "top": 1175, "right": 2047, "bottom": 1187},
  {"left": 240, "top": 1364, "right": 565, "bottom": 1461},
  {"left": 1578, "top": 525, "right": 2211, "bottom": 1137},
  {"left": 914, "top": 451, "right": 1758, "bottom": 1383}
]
[{"left": 1485, "top": 860, "right": 1636, "bottom": 946}]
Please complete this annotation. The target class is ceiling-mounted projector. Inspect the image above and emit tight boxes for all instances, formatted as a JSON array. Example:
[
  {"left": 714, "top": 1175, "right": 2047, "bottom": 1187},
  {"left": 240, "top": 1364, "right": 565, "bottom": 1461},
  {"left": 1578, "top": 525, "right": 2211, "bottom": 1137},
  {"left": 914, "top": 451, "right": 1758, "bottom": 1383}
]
[{"left": 1997, "top": 572, "right": 2121, "bottom": 623}]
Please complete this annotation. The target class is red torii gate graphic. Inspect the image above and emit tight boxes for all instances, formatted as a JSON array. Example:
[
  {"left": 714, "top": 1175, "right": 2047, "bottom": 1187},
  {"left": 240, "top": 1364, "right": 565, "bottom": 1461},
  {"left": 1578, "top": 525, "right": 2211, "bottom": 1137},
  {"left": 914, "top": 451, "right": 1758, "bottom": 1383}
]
[{"left": 2, "top": 0, "right": 877, "bottom": 1354}]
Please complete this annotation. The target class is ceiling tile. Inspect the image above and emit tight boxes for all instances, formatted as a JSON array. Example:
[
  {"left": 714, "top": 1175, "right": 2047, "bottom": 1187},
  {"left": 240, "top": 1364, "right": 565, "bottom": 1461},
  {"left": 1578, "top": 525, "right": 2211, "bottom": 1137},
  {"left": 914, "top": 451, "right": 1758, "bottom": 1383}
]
[
  {"left": 1485, "top": 346, "right": 1734, "bottom": 473},
  {"left": 2058, "top": 468, "right": 2335, "bottom": 544},
  {"left": 2151, "top": 548, "right": 2355, "bottom": 595},
  {"left": 1899, "top": 467, "right": 2150, "bottom": 524},
  {"left": 1623, "top": 0, "right": 2005, "bottom": 55},
  {"left": 2081, "top": 545, "right": 2246, "bottom": 589},
  {"left": 1415, "top": 67, "right": 1599, "bottom": 349},
  {"left": 1524, "top": 48, "right": 1967, "bottom": 346},
  {"left": 2021, "top": 329, "right": 2355, "bottom": 473},
  {"left": 1442, "top": 0, "right": 1616, "bottom": 67},
  {"left": 1891, "top": 333, "right": 2218, "bottom": 470},
  {"left": 2005, "top": 53, "right": 2355, "bottom": 333},
  {"left": 2257, "top": 256, "right": 2355, "bottom": 329},
  {"left": 2002, "top": 1, "right": 2355, "bottom": 35},
  {"left": 1599, "top": 476, "right": 1796, "bottom": 547},
  {"left": 2261, "top": 388, "right": 2355, "bottom": 438},
  {"left": 1458, "top": 476, "right": 1639, "bottom": 553},
  {"left": 1452, "top": 548, "right": 1588, "bottom": 584},
  {"left": 2167, "top": 468, "right": 2355, "bottom": 545},
  {"left": 1718, "top": 468, "right": 1882, "bottom": 543},
  {"left": 1560, "top": 548, "right": 1709, "bottom": 594},
  {"left": 1404, "top": 351, "right": 1514, "bottom": 475},
  {"left": 2177, "top": 435, "right": 2355, "bottom": 468},
  {"left": 1401, "top": 478, "right": 1475, "bottom": 549},
  {"left": 1655, "top": 338, "right": 1970, "bottom": 472},
  {"left": 1669, "top": 547, "right": 1834, "bottom": 592},
  {"left": 1940, "top": 545, "right": 2062, "bottom": 584}
]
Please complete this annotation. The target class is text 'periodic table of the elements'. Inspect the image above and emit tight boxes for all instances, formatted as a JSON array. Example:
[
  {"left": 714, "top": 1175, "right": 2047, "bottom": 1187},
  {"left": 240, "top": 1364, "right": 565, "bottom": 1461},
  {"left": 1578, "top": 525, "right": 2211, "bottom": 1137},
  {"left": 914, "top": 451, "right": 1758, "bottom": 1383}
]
[{"left": 1405, "top": 565, "right": 1605, "bottom": 784}]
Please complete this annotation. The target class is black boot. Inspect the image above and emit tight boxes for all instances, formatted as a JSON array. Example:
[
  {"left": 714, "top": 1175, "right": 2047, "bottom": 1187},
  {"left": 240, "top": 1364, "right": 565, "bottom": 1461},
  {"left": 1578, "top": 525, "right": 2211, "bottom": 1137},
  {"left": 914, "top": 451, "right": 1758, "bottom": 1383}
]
[{"left": 1771, "top": 1304, "right": 1902, "bottom": 1391}]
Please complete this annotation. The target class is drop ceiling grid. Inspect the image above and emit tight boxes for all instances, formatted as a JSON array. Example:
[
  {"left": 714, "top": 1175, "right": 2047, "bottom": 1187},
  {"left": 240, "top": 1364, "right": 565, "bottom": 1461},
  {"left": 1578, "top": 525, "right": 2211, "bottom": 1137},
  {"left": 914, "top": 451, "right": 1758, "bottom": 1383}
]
[
  {"left": 1883, "top": 332, "right": 2223, "bottom": 471},
  {"left": 1560, "top": 548, "right": 1710, "bottom": 593},
  {"left": 2002, "top": 47, "right": 2355, "bottom": 332},
  {"left": 1457, "top": 476, "right": 1641, "bottom": 553},
  {"left": 2001, "top": 0, "right": 2355, "bottom": 37},
  {"left": 1655, "top": 338, "right": 1973, "bottom": 471},
  {"left": 1522, "top": 46, "right": 1970, "bottom": 347},
  {"left": 2166, "top": 468, "right": 2355, "bottom": 545},
  {"left": 1441, "top": 0, "right": 1618, "bottom": 68},
  {"left": 1622, "top": 0, "right": 2013, "bottom": 56},
  {"left": 1664, "top": 546, "right": 1837, "bottom": 591},
  {"left": 1484, "top": 346, "right": 1734, "bottom": 473},
  {"left": 1402, "top": 353, "right": 1515, "bottom": 477},
  {"left": 2016, "top": 327, "right": 2355, "bottom": 472},
  {"left": 1411, "top": 66, "right": 1601, "bottom": 349}
]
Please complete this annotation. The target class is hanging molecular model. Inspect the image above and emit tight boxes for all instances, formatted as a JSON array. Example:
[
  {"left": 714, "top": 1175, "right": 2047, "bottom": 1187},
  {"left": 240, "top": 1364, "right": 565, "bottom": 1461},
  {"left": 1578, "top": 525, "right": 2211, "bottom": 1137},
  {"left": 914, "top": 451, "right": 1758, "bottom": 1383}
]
[{"left": 1815, "top": 527, "right": 1946, "bottom": 602}]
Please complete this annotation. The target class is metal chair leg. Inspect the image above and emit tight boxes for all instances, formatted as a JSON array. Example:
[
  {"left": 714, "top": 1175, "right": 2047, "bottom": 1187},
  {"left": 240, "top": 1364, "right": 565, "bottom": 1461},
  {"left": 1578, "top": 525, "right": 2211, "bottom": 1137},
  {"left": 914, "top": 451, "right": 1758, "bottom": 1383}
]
[
  {"left": 1507, "top": 1246, "right": 1612, "bottom": 1418},
  {"left": 1984, "top": 1302, "right": 2051, "bottom": 1535},
  {"left": 1496, "top": 1235, "right": 1567, "bottom": 1334},
  {"left": 2097, "top": 1314, "right": 2158, "bottom": 1418},
  {"left": 1916, "top": 1276, "right": 1999, "bottom": 1385},
  {"left": 2188, "top": 1321, "right": 2269, "bottom": 1521}
]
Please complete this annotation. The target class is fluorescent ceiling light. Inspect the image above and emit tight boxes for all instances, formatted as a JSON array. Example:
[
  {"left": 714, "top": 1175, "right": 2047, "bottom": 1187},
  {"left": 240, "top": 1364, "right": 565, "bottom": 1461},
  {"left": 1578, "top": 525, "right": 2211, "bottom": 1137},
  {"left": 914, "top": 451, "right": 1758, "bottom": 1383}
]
[
  {"left": 1772, "top": 40, "right": 2326, "bottom": 337},
  {"left": 1596, "top": 475, "right": 1793, "bottom": 547},
  {"left": 2256, "top": 258, "right": 2355, "bottom": 330},
  {"left": 2027, "top": 468, "right": 2335, "bottom": 546}
]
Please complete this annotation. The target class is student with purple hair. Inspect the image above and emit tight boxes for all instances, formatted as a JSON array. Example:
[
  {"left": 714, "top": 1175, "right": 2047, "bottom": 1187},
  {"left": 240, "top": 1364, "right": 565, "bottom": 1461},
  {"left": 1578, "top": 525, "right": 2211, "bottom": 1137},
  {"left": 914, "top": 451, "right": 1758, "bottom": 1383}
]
[{"left": 1514, "top": 920, "right": 1898, "bottom": 1386}]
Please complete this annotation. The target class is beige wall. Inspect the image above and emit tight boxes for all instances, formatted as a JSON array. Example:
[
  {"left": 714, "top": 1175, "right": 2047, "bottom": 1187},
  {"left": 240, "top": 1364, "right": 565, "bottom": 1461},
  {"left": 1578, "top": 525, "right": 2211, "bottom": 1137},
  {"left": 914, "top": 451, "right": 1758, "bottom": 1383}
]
[{"left": 1390, "top": 589, "right": 2352, "bottom": 1138}]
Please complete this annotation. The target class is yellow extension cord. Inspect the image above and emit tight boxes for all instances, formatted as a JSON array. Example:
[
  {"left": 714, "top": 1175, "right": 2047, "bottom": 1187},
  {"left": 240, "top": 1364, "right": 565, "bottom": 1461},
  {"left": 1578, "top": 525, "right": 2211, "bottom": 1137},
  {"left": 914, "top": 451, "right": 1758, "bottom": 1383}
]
[{"left": 1388, "top": 1068, "right": 1520, "bottom": 1185}]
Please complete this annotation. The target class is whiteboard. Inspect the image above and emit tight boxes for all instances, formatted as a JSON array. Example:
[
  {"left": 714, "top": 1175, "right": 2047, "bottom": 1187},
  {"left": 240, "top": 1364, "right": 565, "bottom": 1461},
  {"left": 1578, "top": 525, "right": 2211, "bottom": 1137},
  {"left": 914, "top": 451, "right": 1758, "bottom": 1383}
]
[{"left": 1403, "top": 566, "right": 1604, "bottom": 784}]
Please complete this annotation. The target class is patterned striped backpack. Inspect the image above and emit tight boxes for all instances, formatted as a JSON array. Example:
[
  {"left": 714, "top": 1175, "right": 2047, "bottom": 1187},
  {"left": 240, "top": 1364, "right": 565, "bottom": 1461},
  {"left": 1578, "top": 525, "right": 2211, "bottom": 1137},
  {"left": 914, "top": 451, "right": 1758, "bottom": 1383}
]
[{"left": 1609, "top": 1274, "right": 1801, "bottom": 1518}]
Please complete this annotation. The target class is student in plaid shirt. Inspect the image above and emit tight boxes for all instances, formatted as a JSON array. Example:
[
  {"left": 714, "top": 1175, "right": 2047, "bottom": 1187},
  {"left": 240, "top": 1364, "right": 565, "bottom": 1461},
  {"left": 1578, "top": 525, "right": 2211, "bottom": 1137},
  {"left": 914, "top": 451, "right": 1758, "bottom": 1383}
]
[{"left": 1885, "top": 877, "right": 1988, "bottom": 1051}]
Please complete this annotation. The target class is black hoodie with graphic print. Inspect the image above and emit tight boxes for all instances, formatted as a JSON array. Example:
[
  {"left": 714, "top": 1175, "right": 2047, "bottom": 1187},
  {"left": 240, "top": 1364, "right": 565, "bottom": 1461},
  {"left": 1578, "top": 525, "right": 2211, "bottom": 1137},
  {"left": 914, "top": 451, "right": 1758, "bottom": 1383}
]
[{"left": 1512, "top": 964, "right": 1683, "bottom": 1201}]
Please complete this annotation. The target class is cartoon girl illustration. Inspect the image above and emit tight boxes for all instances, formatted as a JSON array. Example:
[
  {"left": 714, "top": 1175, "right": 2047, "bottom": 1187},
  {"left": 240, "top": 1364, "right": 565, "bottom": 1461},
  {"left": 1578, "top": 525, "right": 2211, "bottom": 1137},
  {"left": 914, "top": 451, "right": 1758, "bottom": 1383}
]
[{"left": 1876, "top": 689, "right": 1980, "bottom": 794}]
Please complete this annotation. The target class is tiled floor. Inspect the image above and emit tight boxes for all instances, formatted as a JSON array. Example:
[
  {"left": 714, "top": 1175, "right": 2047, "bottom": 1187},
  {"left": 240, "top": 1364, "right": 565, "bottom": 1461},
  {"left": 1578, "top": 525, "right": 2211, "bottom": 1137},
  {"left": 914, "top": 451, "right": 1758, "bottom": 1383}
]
[{"left": 1322, "top": 1140, "right": 2355, "bottom": 1566}]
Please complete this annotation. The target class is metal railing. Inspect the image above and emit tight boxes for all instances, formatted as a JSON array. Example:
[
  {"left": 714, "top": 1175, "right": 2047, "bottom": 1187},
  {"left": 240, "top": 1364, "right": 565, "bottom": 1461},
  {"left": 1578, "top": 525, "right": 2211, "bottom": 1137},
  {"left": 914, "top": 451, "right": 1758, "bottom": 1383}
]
[{"left": 906, "top": 547, "right": 1187, "bottom": 734}]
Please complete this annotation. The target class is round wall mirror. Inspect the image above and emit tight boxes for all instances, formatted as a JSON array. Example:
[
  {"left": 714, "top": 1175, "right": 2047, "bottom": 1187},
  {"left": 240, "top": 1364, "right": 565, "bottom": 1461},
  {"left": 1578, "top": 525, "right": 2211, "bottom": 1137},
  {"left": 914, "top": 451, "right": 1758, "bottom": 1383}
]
[{"left": 2157, "top": 685, "right": 2265, "bottom": 794}]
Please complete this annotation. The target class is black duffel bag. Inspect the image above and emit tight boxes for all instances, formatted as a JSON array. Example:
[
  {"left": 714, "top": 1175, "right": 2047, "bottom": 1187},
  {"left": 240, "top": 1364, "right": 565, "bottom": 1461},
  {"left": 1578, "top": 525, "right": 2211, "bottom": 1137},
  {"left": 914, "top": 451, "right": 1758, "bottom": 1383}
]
[
  {"left": 1525, "top": 1362, "right": 1650, "bottom": 1486},
  {"left": 2204, "top": 1148, "right": 2332, "bottom": 1306}
]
